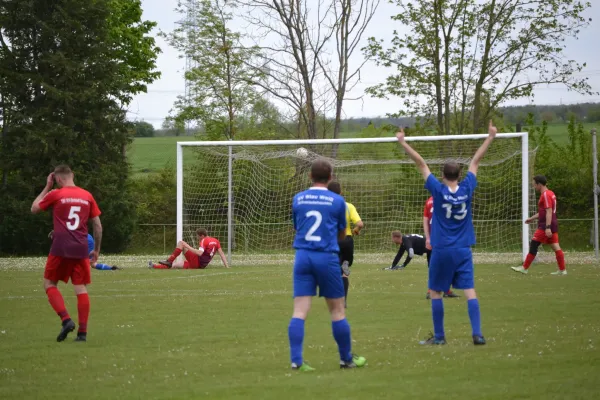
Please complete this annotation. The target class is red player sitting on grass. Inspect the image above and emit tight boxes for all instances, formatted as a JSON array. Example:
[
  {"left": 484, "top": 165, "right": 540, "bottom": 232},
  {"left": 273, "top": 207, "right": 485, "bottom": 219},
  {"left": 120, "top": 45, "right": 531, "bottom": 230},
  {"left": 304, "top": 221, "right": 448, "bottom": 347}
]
[{"left": 149, "top": 228, "right": 229, "bottom": 269}]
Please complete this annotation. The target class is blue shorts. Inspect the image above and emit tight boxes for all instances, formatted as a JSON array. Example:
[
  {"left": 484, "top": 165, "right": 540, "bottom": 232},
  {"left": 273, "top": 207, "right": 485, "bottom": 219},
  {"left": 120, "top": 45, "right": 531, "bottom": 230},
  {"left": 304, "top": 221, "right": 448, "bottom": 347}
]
[
  {"left": 293, "top": 249, "right": 345, "bottom": 299},
  {"left": 428, "top": 247, "right": 474, "bottom": 292}
]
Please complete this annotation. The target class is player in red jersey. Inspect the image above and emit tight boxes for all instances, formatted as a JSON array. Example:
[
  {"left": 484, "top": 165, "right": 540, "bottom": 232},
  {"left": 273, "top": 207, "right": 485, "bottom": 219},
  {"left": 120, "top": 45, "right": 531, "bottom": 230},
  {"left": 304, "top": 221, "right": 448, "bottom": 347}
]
[
  {"left": 31, "top": 165, "right": 102, "bottom": 342},
  {"left": 149, "top": 228, "right": 229, "bottom": 269},
  {"left": 512, "top": 175, "right": 566, "bottom": 275},
  {"left": 423, "top": 196, "right": 458, "bottom": 299}
]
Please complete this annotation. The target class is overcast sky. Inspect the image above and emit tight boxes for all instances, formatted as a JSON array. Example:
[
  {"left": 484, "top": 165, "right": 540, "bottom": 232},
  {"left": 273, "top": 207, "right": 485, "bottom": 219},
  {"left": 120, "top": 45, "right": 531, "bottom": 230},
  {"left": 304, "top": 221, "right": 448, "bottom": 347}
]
[{"left": 130, "top": 0, "right": 600, "bottom": 127}]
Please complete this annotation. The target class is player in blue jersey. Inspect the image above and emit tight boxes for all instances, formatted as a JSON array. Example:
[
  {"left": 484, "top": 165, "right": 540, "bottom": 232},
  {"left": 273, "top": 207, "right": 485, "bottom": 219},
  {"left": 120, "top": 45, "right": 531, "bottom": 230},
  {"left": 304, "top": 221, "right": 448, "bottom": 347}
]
[
  {"left": 288, "top": 158, "right": 366, "bottom": 372},
  {"left": 396, "top": 120, "right": 497, "bottom": 346},
  {"left": 49, "top": 231, "right": 120, "bottom": 270}
]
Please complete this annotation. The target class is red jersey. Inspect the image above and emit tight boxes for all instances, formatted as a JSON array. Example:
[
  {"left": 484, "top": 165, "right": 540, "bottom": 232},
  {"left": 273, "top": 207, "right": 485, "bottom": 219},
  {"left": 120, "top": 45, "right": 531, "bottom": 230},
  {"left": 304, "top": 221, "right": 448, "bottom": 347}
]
[
  {"left": 537, "top": 189, "right": 558, "bottom": 232},
  {"left": 198, "top": 237, "right": 221, "bottom": 266},
  {"left": 39, "top": 186, "right": 101, "bottom": 259},
  {"left": 423, "top": 196, "right": 433, "bottom": 225}
]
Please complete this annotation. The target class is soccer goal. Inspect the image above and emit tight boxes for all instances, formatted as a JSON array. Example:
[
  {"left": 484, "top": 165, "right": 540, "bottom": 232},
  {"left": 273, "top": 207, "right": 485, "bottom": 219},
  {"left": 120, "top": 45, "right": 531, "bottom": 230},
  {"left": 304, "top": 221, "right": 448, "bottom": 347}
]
[{"left": 177, "top": 133, "right": 534, "bottom": 265}]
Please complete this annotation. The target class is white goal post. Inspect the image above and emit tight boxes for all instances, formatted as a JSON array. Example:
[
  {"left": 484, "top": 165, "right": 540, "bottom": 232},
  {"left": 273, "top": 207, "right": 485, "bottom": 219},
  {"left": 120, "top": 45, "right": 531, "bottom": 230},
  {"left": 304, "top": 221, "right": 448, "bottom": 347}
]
[{"left": 177, "top": 133, "right": 531, "bottom": 265}]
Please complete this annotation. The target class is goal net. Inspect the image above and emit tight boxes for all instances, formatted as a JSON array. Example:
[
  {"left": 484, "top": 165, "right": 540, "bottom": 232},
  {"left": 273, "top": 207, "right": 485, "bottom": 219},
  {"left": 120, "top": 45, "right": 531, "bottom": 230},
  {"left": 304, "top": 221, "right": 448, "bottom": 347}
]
[{"left": 177, "top": 134, "right": 534, "bottom": 265}]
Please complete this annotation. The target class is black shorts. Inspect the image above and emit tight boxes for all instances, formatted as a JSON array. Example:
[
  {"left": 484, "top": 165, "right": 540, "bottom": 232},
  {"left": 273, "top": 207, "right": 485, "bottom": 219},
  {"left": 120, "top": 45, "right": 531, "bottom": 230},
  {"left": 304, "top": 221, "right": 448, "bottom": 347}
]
[{"left": 338, "top": 236, "right": 354, "bottom": 267}]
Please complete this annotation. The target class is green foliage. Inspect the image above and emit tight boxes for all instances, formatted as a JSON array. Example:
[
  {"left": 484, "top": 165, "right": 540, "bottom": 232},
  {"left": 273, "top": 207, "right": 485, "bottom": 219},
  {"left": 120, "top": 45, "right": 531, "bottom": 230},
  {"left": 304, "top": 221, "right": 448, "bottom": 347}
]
[
  {"left": 364, "top": 0, "right": 593, "bottom": 134},
  {"left": 528, "top": 115, "right": 593, "bottom": 219},
  {"left": 133, "top": 121, "right": 155, "bottom": 137},
  {"left": 0, "top": 0, "right": 160, "bottom": 255}
]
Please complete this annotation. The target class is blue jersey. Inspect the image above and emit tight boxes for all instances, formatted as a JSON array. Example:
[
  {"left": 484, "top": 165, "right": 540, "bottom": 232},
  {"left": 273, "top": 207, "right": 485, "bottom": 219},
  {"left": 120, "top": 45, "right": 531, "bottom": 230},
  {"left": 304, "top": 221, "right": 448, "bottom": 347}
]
[
  {"left": 87, "top": 234, "right": 94, "bottom": 255},
  {"left": 292, "top": 187, "right": 347, "bottom": 253},
  {"left": 425, "top": 172, "right": 477, "bottom": 248}
]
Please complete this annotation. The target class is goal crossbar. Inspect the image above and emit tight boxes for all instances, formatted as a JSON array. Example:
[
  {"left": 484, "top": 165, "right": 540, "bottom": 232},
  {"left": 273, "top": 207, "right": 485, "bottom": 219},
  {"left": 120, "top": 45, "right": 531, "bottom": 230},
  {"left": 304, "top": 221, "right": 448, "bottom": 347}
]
[{"left": 177, "top": 132, "right": 529, "bottom": 264}]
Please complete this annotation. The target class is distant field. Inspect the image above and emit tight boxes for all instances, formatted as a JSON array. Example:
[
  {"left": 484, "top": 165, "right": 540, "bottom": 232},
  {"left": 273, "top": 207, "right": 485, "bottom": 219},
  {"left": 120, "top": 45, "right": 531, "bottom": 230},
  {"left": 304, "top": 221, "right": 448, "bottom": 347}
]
[{"left": 128, "top": 123, "right": 599, "bottom": 174}]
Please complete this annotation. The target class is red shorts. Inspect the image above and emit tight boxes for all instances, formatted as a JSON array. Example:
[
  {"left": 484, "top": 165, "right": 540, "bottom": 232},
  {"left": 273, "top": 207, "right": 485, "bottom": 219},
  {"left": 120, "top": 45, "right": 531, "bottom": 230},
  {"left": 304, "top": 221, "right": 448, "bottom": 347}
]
[
  {"left": 182, "top": 250, "right": 208, "bottom": 269},
  {"left": 44, "top": 255, "right": 91, "bottom": 285},
  {"left": 532, "top": 229, "right": 559, "bottom": 244}
]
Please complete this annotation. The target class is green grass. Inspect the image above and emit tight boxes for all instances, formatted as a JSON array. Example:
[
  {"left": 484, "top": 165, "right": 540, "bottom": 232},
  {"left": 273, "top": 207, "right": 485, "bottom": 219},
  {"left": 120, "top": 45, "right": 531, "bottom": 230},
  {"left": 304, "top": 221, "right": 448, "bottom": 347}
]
[
  {"left": 1, "top": 258, "right": 599, "bottom": 399},
  {"left": 129, "top": 136, "right": 200, "bottom": 174},
  {"left": 540, "top": 122, "right": 599, "bottom": 145}
]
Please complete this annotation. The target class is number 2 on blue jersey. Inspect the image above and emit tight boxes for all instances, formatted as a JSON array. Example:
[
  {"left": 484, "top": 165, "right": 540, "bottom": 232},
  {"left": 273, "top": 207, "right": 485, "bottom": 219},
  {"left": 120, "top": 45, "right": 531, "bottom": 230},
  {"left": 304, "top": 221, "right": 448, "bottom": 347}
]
[{"left": 304, "top": 211, "right": 322, "bottom": 241}]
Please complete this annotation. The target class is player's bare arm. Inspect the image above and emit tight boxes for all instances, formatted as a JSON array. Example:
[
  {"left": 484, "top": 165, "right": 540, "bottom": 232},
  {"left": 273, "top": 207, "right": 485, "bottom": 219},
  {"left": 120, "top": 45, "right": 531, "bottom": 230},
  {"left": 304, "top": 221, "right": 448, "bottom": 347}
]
[
  {"left": 31, "top": 173, "right": 54, "bottom": 214},
  {"left": 468, "top": 120, "right": 497, "bottom": 176},
  {"left": 545, "top": 207, "right": 553, "bottom": 238},
  {"left": 184, "top": 245, "right": 205, "bottom": 257},
  {"left": 217, "top": 248, "right": 230, "bottom": 268},
  {"left": 89, "top": 216, "right": 102, "bottom": 263},
  {"left": 423, "top": 216, "right": 432, "bottom": 250},
  {"left": 352, "top": 220, "right": 364, "bottom": 236},
  {"left": 396, "top": 128, "right": 431, "bottom": 180},
  {"left": 525, "top": 215, "right": 539, "bottom": 224}
]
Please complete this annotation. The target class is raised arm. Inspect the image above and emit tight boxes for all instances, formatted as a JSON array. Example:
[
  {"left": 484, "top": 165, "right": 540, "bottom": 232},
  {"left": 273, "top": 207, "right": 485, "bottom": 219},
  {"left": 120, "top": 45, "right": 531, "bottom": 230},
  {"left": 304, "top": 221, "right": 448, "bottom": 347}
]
[
  {"left": 391, "top": 246, "right": 405, "bottom": 268},
  {"left": 31, "top": 173, "right": 54, "bottom": 214},
  {"left": 468, "top": 120, "right": 497, "bottom": 176},
  {"left": 218, "top": 248, "right": 230, "bottom": 268},
  {"left": 396, "top": 129, "right": 431, "bottom": 180}
]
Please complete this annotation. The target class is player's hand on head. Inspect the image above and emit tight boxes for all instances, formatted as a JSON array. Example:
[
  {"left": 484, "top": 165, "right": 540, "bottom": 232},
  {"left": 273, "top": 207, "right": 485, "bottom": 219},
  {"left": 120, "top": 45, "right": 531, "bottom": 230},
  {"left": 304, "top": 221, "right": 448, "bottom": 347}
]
[
  {"left": 46, "top": 172, "right": 55, "bottom": 188},
  {"left": 396, "top": 128, "right": 405, "bottom": 142},
  {"left": 488, "top": 120, "right": 497, "bottom": 138}
]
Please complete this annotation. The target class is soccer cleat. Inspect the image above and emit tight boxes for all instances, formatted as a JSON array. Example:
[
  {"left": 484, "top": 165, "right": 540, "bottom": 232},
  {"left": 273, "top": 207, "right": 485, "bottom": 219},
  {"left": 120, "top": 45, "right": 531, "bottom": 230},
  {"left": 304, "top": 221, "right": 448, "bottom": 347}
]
[
  {"left": 291, "top": 363, "right": 315, "bottom": 372},
  {"left": 390, "top": 266, "right": 405, "bottom": 271},
  {"left": 111, "top": 265, "right": 120, "bottom": 270},
  {"left": 56, "top": 319, "right": 76, "bottom": 342},
  {"left": 551, "top": 269, "right": 567, "bottom": 275},
  {"left": 425, "top": 292, "right": 431, "bottom": 300},
  {"left": 444, "top": 291, "right": 460, "bottom": 298},
  {"left": 340, "top": 354, "right": 367, "bottom": 369},
  {"left": 148, "top": 261, "right": 154, "bottom": 269},
  {"left": 473, "top": 335, "right": 486, "bottom": 345},
  {"left": 341, "top": 261, "right": 351, "bottom": 276},
  {"left": 158, "top": 260, "right": 172, "bottom": 268},
  {"left": 74, "top": 335, "right": 87, "bottom": 342},
  {"left": 511, "top": 266, "right": 528, "bottom": 274},
  {"left": 419, "top": 332, "right": 446, "bottom": 345}
]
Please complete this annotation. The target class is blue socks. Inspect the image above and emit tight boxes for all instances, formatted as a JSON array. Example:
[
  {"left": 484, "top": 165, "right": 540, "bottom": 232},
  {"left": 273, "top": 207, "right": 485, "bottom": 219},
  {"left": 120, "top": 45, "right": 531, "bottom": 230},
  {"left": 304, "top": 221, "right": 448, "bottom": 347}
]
[
  {"left": 288, "top": 318, "right": 305, "bottom": 365},
  {"left": 332, "top": 319, "right": 352, "bottom": 362},
  {"left": 468, "top": 299, "right": 482, "bottom": 336},
  {"left": 95, "top": 263, "right": 112, "bottom": 270},
  {"left": 431, "top": 298, "right": 445, "bottom": 340}
]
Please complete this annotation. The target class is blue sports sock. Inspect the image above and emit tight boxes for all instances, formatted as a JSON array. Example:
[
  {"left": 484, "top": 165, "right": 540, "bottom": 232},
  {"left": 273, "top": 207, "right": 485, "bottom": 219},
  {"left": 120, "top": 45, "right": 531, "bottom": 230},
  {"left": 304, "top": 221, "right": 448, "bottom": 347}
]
[
  {"left": 288, "top": 318, "right": 305, "bottom": 365},
  {"left": 431, "top": 299, "right": 445, "bottom": 340},
  {"left": 95, "top": 263, "right": 112, "bottom": 270},
  {"left": 332, "top": 319, "right": 352, "bottom": 362},
  {"left": 468, "top": 299, "right": 482, "bottom": 337}
]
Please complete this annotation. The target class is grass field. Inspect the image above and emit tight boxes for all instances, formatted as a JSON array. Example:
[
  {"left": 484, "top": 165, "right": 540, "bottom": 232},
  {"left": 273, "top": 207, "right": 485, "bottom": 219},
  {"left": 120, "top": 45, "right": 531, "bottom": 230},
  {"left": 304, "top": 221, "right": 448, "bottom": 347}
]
[
  {"left": 128, "top": 123, "right": 600, "bottom": 174},
  {"left": 1, "top": 257, "right": 599, "bottom": 399}
]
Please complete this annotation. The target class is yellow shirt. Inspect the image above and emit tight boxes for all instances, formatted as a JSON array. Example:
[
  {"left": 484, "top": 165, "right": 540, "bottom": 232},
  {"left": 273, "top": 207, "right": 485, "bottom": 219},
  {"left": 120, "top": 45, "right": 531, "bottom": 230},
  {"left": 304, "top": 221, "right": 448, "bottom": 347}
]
[{"left": 345, "top": 202, "right": 362, "bottom": 236}]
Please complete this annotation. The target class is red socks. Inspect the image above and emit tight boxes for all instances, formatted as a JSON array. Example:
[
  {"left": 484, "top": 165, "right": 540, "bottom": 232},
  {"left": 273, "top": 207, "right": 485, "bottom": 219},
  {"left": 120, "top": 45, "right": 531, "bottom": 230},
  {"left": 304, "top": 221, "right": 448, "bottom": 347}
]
[
  {"left": 152, "top": 263, "right": 170, "bottom": 269},
  {"left": 523, "top": 253, "right": 535, "bottom": 269},
  {"left": 77, "top": 293, "right": 90, "bottom": 334},
  {"left": 46, "top": 287, "right": 70, "bottom": 321},
  {"left": 167, "top": 248, "right": 182, "bottom": 263},
  {"left": 555, "top": 250, "right": 566, "bottom": 271}
]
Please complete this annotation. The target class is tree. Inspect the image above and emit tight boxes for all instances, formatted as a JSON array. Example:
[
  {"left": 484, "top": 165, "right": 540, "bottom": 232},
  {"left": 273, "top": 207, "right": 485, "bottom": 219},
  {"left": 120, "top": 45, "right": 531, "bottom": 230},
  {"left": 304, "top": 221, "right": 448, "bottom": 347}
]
[
  {"left": 240, "top": 0, "right": 379, "bottom": 143},
  {"left": 365, "top": 0, "right": 593, "bottom": 135},
  {"left": 134, "top": 121, "right": 156, "bottom": 137},
  {"left": 0, "top": 0, "right": 160, "bottom": 254},
  {"left": 162, "top": 0, "right": 260, "bottom": 140}
]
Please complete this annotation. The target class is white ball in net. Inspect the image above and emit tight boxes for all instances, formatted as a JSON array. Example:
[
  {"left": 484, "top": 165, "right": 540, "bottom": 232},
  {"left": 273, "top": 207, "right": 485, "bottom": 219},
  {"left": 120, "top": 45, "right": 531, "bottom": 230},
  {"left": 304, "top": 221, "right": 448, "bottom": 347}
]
[{"left": 296, "top": 147, "right": 308, "bottom": 158}]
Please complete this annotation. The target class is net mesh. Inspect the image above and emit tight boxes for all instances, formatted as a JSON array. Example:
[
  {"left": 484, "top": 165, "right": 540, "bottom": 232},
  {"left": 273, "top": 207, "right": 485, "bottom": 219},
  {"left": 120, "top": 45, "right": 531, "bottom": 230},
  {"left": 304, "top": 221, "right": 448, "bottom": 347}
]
[{"left": 180, "top": 137, "right": 535, "bottom": 257}]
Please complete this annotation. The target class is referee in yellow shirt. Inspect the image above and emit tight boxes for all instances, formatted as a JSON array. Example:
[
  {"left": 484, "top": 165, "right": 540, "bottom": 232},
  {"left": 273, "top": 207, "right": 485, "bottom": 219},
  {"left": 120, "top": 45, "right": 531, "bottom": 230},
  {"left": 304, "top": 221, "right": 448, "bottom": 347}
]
[{"left": 327, "top": 181, "right": 364, "bottom": 308}]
